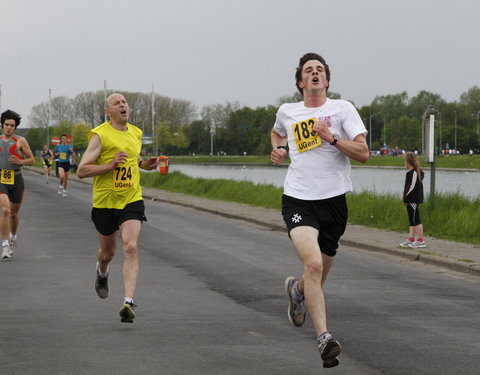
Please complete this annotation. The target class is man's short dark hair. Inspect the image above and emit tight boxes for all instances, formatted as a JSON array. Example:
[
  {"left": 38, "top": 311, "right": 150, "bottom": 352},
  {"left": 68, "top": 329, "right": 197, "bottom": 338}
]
[
  {"left": 295, "top": 53, "right": 331, "bottom": 96},
  {"left": 0, "top": 109, "right": 21, "bottom": 128}
]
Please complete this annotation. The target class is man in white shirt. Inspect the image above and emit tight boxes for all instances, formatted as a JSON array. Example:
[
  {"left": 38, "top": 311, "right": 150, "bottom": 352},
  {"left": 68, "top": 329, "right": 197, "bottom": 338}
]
[{"left": 270, "top": 53, "right": 369, "bottom": 368}]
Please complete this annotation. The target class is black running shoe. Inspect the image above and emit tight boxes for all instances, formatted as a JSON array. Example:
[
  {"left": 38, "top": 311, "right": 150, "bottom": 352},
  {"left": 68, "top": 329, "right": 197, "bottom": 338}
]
[
  {"left": 319, "top": 336, "right": 342, "bottom": 368},
  {"left": 119, "top": 302, "right": 136, "bottom": 323},
  {"left": 95, "top": 268, "right": 109, "bottom": 299}
]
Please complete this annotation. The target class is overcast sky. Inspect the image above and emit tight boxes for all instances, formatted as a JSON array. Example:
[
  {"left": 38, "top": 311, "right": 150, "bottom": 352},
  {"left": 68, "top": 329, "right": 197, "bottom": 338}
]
[{"left": 2, "top": 0, "right": 479, "bottom": 126}]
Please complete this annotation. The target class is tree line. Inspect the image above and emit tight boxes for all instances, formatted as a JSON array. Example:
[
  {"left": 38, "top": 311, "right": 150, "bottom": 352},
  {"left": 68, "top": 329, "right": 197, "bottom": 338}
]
[{"left": 24, "top": 86, "right": 480, "bottom": 156}]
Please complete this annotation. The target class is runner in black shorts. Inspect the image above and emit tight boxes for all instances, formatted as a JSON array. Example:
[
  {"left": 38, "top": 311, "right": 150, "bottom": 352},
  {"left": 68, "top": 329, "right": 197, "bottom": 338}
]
[
  {"left": 270, "top": 53, "right": 369, "bottom": 368},
  {"left": 0, "top": 110, "right": 35, "bottom": 259},
  {"left": 40, "top": 144, "right": 53, "bottom": 184},
  {"left": 54, "top": 135, "right": 76, "bottom": 198},
  {"left": 77, "top": 93, "right": 159, "bottom": 324}
]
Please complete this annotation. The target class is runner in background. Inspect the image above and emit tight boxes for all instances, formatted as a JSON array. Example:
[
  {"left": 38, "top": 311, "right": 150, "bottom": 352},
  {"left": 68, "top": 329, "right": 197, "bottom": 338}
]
[
  {"left": 0, "top": 110, "right": 35, "bottom": 259},
  {"left": 40, "top": 144, "right": 54, "bottom": 184},
  {"left": 54, "top": 135, "right": 76, "bottom": 198}
]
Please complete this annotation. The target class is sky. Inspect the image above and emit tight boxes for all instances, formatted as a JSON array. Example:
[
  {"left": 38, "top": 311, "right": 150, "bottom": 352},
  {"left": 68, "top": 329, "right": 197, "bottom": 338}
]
[{"left": 1, "top": 0, "right": 479, "bottom": 126}]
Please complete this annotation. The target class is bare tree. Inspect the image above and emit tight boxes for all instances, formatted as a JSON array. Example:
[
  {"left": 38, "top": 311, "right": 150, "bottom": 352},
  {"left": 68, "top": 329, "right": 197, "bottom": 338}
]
[
  {"left": 74, "top": 91, "right": 102, "bottom": 127},
  {"left": 50, "top": 96, "right": 74, "bottom": 125},
  {"left": 28, "top": 102, "right": 50, "bottom": 128}
]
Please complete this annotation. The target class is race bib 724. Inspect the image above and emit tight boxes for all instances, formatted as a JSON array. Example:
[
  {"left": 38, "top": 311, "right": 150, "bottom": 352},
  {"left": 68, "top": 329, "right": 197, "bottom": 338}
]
[{"left": 113, "top": 166, "right": 133, "bottom": 190}]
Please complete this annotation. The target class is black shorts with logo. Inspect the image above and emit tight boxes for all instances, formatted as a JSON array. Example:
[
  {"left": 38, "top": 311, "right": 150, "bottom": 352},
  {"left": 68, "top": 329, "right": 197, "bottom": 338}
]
[
  {"left": 91, "top": 200, "right": 147, "bottom": 236},
  {"left": 282, "top": 193, "right": 348, "bottom": 257}
]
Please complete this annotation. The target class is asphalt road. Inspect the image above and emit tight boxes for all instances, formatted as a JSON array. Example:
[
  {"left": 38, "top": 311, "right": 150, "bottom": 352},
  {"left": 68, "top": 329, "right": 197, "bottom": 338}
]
[{"left": 1, "top": 171, "right": 480, "bottom": 375}]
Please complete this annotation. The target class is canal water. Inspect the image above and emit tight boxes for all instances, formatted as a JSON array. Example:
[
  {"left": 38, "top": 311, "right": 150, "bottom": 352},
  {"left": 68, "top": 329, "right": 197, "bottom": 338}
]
[{"left": 168, "top": 164, "right": 480, "bottom": 199}]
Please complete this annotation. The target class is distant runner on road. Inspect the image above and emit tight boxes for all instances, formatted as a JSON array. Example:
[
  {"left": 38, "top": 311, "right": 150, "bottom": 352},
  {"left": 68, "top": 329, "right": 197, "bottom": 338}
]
[
  {"left": 0, "top": 110, "right": 35, "bottom": 259},
  {"left": 54, "top": 135, "right": 76, "bottom": 198},
  {"left": 270, "top": 53, "right": 369, "bottom": 368},
  {"left": 77, "top": 93, "right": 159, "bottom": 323},
  {"left": 40, "top": 144, "right": 54, "bottom": 184}
]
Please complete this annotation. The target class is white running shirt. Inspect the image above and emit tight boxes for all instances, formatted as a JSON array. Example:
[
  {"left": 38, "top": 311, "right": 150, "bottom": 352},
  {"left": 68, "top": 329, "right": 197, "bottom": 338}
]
[{"left": 273, "top": 99, "right": 367, "bottom": 200}]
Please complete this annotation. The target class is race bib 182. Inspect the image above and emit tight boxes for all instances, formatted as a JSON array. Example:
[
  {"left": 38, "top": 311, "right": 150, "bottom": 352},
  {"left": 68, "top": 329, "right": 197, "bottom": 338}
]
[{"left": 291, "top": 117, "right": 322, "bottom": 153}]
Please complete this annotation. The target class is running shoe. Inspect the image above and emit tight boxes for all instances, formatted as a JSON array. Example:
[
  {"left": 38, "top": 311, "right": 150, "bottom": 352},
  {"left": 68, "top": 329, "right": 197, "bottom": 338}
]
[
  {"left": 62, "top": 191, "right": 67, "bottom": 198},
  {"left": 284, "top": 276, "right": 306, "bottom": 327},
  {"left": 57, "top": 186, "right": 63, "bottom": 195},
  {"left": 399, "top": 239, "right": 414, "bottom": 248},
  {"left": 1, "top": 244, "right": 11, "bottom": 259},
  {"left": 318, "top": 335, "right": 342, "bottom": 368},
  {"left": 95, "top": 268, "right": 109, "bottom": 299},
  {"left": 409, "top": 240, "right": 426, "bottom": 248},
  {"left": 119, "top": 302, "right": 136, "bottom": 323},
  {"left": 9, "top": 238, "right": 16, "bottom": 257}
]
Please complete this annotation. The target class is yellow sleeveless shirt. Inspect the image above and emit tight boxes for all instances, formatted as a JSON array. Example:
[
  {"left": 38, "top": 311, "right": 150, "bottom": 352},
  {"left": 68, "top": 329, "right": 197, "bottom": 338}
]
[{"left": 89, "top": 121, "right": 143, "bottom": 209}]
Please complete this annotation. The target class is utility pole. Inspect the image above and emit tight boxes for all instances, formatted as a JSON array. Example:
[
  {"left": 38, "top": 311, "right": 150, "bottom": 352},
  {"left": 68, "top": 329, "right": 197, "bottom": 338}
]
[
  {"left": 454, "top": 110, "right": 457, "bottom": 152},
  {"left": 104, "top": 80, "right": 107, "bottom": 123},
  {"left": 47, "top": 88, "right": 52, "bottom": 145},
  {"left": 151, "top": 83, "right": 156, "bottom": 155}
]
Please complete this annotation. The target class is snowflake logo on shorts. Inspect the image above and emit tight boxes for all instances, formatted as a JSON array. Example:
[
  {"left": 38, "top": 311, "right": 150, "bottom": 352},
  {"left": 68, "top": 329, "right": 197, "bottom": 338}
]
[{"left": 291, "top": 213, "right": 302, "bottom": 223}]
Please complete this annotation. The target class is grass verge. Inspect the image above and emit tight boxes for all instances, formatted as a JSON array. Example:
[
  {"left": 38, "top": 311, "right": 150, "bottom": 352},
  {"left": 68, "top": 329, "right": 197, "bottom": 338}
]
[{"left": 142, "top": 171, "right": 480, "bottom": 246}]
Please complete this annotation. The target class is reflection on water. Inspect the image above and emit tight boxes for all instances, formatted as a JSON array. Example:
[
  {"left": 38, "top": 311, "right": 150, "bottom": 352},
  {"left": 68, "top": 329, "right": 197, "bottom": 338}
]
[{"left": 168, "top": 164, "right": 480, "bottom": 199}]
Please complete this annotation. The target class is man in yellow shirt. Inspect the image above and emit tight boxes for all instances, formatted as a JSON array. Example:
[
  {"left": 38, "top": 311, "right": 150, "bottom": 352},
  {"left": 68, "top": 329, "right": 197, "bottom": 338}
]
[{"left": 77, "top": 93, "right": 158, "bottom": 323}]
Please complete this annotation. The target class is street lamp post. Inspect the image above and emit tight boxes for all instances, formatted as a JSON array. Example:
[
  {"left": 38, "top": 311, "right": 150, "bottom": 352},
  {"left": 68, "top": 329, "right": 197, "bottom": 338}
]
[{"left": 454, "top": 110, "right": 457, "bottom": 152}]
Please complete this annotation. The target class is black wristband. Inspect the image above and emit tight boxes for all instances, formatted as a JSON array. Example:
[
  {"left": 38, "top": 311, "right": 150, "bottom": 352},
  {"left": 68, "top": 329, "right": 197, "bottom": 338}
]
[{"left": 275, "top": 146, "right": 287, "bottom": 150}]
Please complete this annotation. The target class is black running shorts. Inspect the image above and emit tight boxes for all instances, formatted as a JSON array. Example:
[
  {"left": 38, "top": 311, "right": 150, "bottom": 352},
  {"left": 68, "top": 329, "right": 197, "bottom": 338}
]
[
  {"left": 57, "top": 162, "right": 71, "bottom": 172},
  {"left": 91, "top": 200, "right": 147, "bottom": 236},
  {"left": 0, "top": 172, "right": 24, "bottom": 204},
  {"left": 282, "top": 194, "right": 348, "bottom": 257},
  {"left": 406, "top": 203, "right": 421, "bottom": 226}
]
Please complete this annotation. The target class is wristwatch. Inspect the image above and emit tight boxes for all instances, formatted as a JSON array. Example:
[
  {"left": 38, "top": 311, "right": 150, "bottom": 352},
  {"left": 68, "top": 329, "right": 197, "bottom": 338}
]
[{"left": 330, "top": 134, "right": 340, "bottom": 146}]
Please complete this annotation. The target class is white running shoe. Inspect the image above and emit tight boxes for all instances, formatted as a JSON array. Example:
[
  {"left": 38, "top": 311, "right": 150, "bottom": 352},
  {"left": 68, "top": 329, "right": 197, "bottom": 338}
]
[
  {"left": 409, "top": 240, "right": 426, "bottom": 248},
  {"left": 62, "top": 191, "right": 67, "bottom": 198},
  {"left": 57, "top": 186, "right": 63, "bottom": 194},
  {"left": 400, "top": 239, "right": 414, "bottom": 247},
  {"left": 1, "top": 244, "right": 11, "bottom": 259},
  {"left": 9, "top": 238, "right": 16, "bottom": 257}
]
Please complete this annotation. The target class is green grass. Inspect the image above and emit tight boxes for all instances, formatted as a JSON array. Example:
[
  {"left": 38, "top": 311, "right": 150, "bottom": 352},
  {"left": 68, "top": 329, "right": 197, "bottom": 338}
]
[
  {"left": 141, "top": 171, "right": 282, "bottom": 209},
  {"left": 141, "top": 171, "right": 480, "bottom": 246}
]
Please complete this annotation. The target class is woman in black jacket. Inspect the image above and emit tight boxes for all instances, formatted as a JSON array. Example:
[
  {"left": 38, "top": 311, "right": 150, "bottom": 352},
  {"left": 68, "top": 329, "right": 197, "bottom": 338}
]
[{"left": 400, "top": 152, "right": 426, "bottom": 248}]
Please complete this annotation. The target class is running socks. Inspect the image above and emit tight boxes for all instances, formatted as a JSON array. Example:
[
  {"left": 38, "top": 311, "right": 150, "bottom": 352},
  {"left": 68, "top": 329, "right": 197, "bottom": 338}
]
[
  {"left": 317, "top": 331, "right": 332, "bottom": 344},
  {"left": 124, "top": 297, "right": 134, "bottom": 305}
]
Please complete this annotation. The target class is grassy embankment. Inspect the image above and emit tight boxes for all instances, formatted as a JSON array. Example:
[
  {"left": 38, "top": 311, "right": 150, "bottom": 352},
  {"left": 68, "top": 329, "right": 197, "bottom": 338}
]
[{"left": 141, "top": 169, "right": 480, "bottom": 246}]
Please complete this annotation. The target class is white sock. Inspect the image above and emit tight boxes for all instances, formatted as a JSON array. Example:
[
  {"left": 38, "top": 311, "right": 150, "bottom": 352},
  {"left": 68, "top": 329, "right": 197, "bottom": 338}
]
[
  {"left": 9, "top": 234, "right": 16, "bottom": 241},
  {"left": 124, "top": 297, "right": 134, "bottom": 305},
  {"left": 2, "top": 240, "right": 9, "bottom": 246}
]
